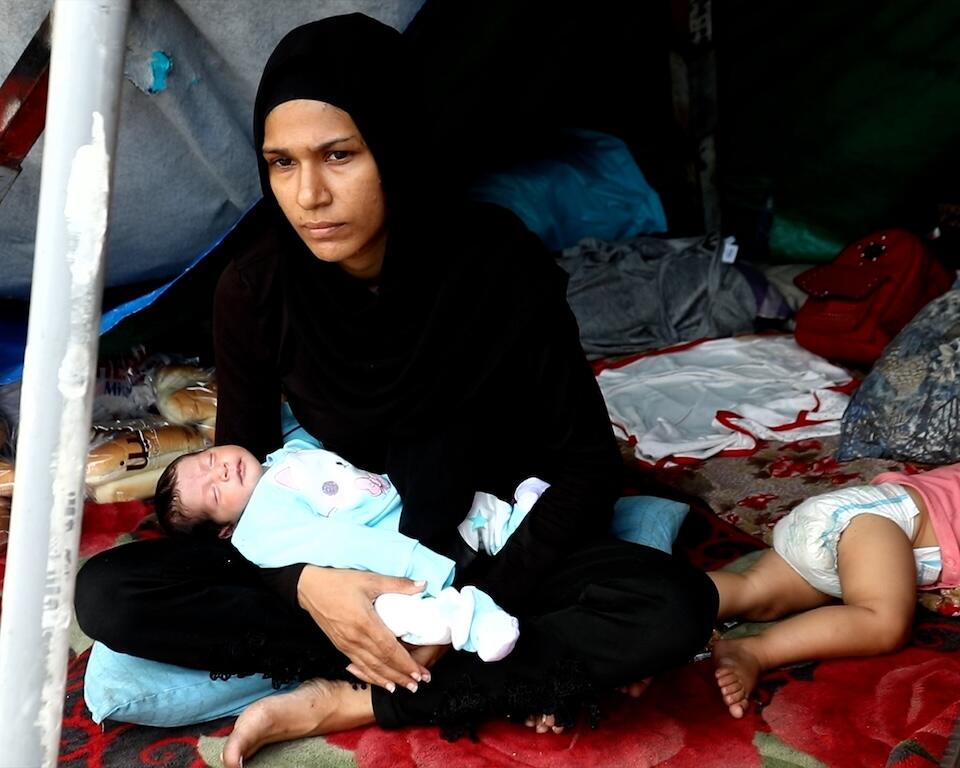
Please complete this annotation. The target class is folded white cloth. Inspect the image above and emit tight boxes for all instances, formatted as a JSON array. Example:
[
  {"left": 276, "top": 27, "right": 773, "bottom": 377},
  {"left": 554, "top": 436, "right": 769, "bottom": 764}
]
[{"left": 597, "top": 336, "right": 851, "bottom": 465}]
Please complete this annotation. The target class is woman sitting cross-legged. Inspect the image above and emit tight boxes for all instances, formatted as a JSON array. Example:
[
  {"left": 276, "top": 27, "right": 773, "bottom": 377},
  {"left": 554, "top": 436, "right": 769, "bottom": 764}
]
[{"left": 75, "top": 14, "right": 719, "bottom": 766}]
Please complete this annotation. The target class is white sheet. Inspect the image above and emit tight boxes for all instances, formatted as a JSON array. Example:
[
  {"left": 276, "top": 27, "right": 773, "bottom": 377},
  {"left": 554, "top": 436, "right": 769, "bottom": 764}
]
[{"left": 597, "top": 336, "right": 852, "bottom": 465}]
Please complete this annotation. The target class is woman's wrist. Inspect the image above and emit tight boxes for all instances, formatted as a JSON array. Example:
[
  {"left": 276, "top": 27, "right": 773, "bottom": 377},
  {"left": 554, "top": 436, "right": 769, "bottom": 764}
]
[
  {"left": 295, "top": 563, "right": 320, "bottom": 609},
  {"left": 258, "top": 562, "right": 307, "bottom": 608}
]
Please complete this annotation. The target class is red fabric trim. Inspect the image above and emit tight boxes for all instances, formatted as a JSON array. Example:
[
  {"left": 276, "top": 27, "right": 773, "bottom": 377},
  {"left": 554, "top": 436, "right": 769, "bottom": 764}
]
[{"left": 830, "top": 378, "right": 861, "bottom": 395}]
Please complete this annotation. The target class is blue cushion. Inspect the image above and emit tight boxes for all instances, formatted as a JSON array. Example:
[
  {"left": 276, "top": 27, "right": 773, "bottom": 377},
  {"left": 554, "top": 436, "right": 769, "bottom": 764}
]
[
  {"left": 84, "top": 642, "right": 295, "bottom": 727},
  {"left": 611, "top": 495, "right": 688, "bottom": 553},
  {"left": 469, "top": 129, "right": 667, "bottom": 251}
]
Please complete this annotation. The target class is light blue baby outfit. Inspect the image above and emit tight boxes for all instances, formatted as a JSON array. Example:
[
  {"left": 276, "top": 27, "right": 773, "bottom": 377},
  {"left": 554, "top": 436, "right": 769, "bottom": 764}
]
[{"left": 230, "top": 440, "right": 514, "bottom": 655}]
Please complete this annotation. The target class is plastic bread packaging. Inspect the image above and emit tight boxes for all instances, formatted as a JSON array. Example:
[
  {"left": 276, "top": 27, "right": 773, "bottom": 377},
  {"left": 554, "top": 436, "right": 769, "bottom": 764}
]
[
  {"left": 156, "top": 383, "right": 217, "bottom": 427},
  {"left": 91, "top": 344, "right": 158, "bottom": 423},
  {"left": 0, "top": 423, "right": 207, "bottom": 501},
  {"left": 2, "top": 459, "right": 168, "bottom": 504},
  {"left": 0, "top": 458, "right": 13, "bottom": 497},
  {"left": 85, "top": 423, "right": 208, "bottom": 487},
  {"left": 88, "top": 463, "right": 170, "bottom": 504},
  {"left": 152, "top": 363, "right": 214, "bottom": 400}
]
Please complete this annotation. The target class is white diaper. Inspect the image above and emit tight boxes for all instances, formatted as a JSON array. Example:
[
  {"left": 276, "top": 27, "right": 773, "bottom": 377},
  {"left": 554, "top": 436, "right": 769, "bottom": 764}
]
[{"left": 772, "top": 483, "right": 942, "bottom": 598}]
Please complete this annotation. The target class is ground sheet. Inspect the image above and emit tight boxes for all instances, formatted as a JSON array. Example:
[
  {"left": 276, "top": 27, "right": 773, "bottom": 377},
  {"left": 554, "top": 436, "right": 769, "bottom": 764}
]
[{"left": 1, "top": 444, "right": 958, "bottom": 767}]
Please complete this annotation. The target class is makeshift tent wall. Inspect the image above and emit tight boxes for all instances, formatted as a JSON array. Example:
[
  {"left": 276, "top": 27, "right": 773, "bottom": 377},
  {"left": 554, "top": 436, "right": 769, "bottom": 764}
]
[
  {"left": 0, "top": 0, "right": 424, "bottom": 301},
  {"left": 5, "top": 0, "right": 960, "bottom": 299},
  {"left": 0, "top": 0, "right": 693, "bottom": 384}
]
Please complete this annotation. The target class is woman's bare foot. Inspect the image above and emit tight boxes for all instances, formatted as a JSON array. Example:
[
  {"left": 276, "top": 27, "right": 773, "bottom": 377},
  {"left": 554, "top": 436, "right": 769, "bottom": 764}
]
[
  {"left": 712, "top": 638, "right": 762, "bottom": 719},
  {"left": 524, "top": 713, "right": 565, "bottom": 734},
  {"left": 617, "top": 677, "right": 652, "bottom": 699},
  {"left": 523, "top": 677, "right": 654, "bottom": 733},
  {"left": 221, "top": 679, "right": 374, "bottom": 767}
]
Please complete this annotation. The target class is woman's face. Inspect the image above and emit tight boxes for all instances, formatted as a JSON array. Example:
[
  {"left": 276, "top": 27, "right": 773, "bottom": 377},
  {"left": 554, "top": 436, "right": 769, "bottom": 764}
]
[{"left": 262, "top": 99, "right": 387, "bottom": 279}]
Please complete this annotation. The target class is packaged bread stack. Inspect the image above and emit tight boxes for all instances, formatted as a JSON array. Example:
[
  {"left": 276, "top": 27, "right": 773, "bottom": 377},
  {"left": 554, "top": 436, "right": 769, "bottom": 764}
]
[
  {"left": 153, "top": 364, "right": 218, "bottom": 443},
  {"left": 85, "top": 421, "right": 209, "bottom": 503},
  {"left": 0, "top": 421, "right": 208, "bottom": 504},
  {"left": 0, "top": 459, "right": 11, "bottom": 498},
  {"left": 0, "top": 414, "right": 13, "bottom": 499},
  {"left": 0, "top": 459, "right": 13, "bottom": 496},
  {"left": 87, "top": 363, "right": 218, "bottom": 504},
  {"left": 0, "top": 364, "right": 219, "bottom": 505}
]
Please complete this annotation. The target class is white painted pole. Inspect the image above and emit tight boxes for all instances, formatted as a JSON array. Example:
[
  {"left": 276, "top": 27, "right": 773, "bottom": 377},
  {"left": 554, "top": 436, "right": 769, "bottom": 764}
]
[{"left": 0, "top": 1, "right": 130, "bottom": 766}]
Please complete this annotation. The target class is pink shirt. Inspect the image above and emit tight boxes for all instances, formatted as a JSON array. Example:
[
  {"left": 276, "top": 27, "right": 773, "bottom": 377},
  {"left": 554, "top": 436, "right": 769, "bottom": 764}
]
[{"left": 873, "top": 464, "right": 960, "bottom": 590}]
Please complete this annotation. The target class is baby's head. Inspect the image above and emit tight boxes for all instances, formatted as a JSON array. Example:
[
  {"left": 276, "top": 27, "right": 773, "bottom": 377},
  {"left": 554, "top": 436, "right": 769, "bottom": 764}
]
[{"left": 154, "top": 444, "right": 263, "bottom": 539}]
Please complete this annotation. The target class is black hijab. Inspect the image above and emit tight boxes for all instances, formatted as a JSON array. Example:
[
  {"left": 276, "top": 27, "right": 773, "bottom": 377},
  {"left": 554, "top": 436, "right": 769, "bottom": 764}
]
[
  {"left": 254, "top": 14, "right": 419, "bottom": 230},
  {"left": 252, "top": 14, "right": 567, "bottom": 473}
]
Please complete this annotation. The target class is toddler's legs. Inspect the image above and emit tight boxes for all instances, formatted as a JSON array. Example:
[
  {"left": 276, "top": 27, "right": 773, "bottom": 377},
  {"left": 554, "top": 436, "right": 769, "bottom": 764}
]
[
  {"left": 709, "top": 514, "right": 917, "bottom": 718},
  {"left": 709, "top": 550, "right": 832, "bottom": 623}
]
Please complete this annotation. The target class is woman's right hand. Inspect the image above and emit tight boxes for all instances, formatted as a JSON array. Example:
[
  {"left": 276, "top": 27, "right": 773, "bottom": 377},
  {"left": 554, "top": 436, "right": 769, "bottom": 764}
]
[{"left": 297, "top": 565, "right": 429, "bottom": 691}]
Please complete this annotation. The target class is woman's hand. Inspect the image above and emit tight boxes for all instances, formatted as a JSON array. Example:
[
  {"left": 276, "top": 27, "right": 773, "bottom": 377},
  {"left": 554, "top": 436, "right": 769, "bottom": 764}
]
[{"left": 297, "top": 565, "right": 429, "bottom": 691}]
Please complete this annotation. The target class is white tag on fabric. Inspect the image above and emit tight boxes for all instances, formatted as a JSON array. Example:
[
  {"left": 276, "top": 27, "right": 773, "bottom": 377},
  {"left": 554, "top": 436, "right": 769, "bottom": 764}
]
[{"left": 721, "top": 235, "right": 739, "bottom": 264}]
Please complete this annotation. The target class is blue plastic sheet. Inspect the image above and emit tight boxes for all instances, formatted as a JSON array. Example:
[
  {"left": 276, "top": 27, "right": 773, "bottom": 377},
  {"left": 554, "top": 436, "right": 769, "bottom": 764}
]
[{"left": 0, "top": 202, "right": 256, "bottom": 386}]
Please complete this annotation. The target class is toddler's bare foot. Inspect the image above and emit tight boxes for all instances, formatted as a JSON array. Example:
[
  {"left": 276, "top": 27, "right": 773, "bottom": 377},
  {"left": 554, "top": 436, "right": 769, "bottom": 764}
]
[
  {"left": 221, "top": 679, "right": 373, "bottom": 767},
  {"left": 712, "top": 638, "right": 762, "bottom": 719}
]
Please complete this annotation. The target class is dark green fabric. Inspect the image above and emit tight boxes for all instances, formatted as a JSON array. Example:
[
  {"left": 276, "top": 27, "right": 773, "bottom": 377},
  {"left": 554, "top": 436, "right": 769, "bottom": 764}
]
[{"left": 718, "top": 1, "right": 960, "bottom": 261}]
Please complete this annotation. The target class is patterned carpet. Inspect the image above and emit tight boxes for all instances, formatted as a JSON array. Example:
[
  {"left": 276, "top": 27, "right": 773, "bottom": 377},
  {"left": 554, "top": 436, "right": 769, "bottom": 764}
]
[
  {"left": 643, "top": 435, "right": 960, "bottom": 616},
  {"left": 2, "top": 445, "right": 959, "bottom": 767},
  {"left": 643, "top": 435, "right": 914, "bottom": 546}
]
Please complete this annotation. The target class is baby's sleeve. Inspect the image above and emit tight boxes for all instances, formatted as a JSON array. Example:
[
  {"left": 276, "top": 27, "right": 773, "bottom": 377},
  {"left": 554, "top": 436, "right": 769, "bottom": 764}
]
[{"left": 234, "top": 500, "right": 456, "bottom": 597}]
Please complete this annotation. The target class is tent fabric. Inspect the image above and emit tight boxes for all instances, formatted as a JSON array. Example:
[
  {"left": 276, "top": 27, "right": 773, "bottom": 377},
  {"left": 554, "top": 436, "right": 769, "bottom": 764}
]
[
  {"left": 0, "top": 206, "right": 244, "bottom": 386},
  {"left": 717, "top": 0, "right": 960, "bottom": 262},
  {"left": 0, "top": 0, "right": 424, "bottom": 300}
]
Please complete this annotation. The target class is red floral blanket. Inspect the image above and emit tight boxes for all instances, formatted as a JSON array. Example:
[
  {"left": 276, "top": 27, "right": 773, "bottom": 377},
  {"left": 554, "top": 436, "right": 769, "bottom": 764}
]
[{"left": 3, "top": 464, "right": 959, "bottom": 767}]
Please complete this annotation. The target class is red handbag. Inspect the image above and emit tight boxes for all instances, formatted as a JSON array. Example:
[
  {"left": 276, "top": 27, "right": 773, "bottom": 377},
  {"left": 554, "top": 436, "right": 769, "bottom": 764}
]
[{"left": 793, "top": 229, "right": 955, "bottom": 364}]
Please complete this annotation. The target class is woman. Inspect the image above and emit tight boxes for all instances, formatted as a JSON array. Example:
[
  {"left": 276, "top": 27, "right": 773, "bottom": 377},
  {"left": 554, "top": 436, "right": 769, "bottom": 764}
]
[{"left": 76, "top": 14, "right": 718, "bottom": 765}]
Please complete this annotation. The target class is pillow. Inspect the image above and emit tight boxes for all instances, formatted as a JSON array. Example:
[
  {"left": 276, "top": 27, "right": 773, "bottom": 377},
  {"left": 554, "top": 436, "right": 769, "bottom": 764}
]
[
  {"left": 611, "top": 495, "right": 688, "bottom": 554},
  {"left": 469, "top": 129, "right": 667, "bottom": 251},
  {"left": 84, "top": 642, "right": 295, "bottom": 727},
  {"left": 838, "top": 285, "right": 960, "bottom": 463}
]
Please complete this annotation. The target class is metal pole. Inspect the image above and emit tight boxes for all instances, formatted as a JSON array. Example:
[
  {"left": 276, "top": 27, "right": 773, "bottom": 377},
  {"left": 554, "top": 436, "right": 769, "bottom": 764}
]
[{"left": 0, "top": 1, "right": 130, "bottom": 766}]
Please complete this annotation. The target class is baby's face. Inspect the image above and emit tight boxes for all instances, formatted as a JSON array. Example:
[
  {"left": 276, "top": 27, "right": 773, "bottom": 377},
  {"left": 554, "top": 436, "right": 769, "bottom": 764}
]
[{"left": 176, "top": 445, "right": 263, "bottom": 531}]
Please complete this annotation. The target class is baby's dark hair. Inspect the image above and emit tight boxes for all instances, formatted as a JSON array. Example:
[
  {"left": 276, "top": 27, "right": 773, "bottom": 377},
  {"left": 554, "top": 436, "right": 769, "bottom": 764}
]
[{"left": 154, "top": 451, "right": 225, "bottom": 540}]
